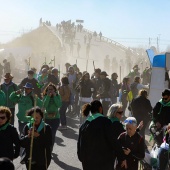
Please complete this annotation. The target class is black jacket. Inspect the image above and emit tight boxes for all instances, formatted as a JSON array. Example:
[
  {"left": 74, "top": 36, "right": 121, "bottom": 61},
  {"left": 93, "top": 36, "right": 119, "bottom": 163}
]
[
  {"left": 0, "top": 124, "right": 20, "bottom": 160},
  {"left": 77, "top": 116, "right": 125, "bottom": 170},
  {"left": 20, "top": 124, "right": 52, "bottom": 168},
  {"left": 111, "top": 121, "right": 125, "bottom": 139},
  {"left": 111, "top": 79, "right": 121, "bottom": 97},
  {"left": 100, "top": 78, "right": 111, "bottom": 98},
  {"left": 77, "top": 79, "right": 95, "bottom": 98},
  {"left": 131, "top": 96, "right": 152, "bottom": 122},
  {"left": 117, "top": 132, "right": 145, "bottom": 170},
  {"left": 153, "top": 100, "right": 170, "bottom": 126}
]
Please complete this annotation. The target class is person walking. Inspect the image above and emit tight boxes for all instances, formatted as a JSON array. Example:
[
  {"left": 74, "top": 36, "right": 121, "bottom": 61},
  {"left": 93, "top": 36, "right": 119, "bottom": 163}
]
[
  {"left": 20, "top": 107, "right": 52, "bottom": 170},
  {"left": 121, "top": 77, "right": 131, "bottom": 115},
  {"left": 97, "top": 71, "right": 111, "bottom": 116},
  {"left": 77, "top": 100, "right": 127, "bottom": 170},
  {"left": 58, "top": 77, "right": 71, "bottom": 130},
  {"left": 1, "top": 73, "right": 18, "bottom": 125},
  {"left": 131, "top": 89, "right": 152, "bottom": 141},
  {"left": 42, "top": 83, "right": 62, "bottom": 149},
  {"left": 75, "top": 72, "right": 95, "bottom": 123},
  {"left": 9, "top": 82, "right": 42, "bottom": 134},
  {"left": 0, "top": 106, "right": 20, "bottom": 161}
]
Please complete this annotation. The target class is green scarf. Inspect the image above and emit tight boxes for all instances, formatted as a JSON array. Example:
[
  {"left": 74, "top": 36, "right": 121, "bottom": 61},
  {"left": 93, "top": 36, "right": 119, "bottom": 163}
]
[
  {"left": 109, "top": 117, "right": 120, "bottom": 123},
  {"left": 27, "top": 120, "right": 45, "bottom": 133},
  {"left": 87, "top": 113, "right": 104, "bottom": 122},
  {"left": 158, "top": 99, "right": 170, "bottom": 114},
  {"left": 0, "top": 122, "right": 9, "bottom": 131}
]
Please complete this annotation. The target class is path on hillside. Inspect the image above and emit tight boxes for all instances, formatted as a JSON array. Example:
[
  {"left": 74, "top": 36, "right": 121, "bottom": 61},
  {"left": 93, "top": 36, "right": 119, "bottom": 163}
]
[{"left": 48, "top": 26, "right": 129, "bottom": 78}]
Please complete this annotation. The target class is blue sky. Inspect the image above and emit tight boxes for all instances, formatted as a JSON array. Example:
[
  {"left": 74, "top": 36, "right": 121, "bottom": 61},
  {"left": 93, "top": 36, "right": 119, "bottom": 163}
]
[{"left": 0, "top": 0, "right": 170, "bottom": 51}]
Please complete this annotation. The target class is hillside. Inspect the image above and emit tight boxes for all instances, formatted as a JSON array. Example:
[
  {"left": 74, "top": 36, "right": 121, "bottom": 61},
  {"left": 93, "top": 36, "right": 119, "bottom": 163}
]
[{"left": 0, "top": 25, "right": 62, "bottom": 69}]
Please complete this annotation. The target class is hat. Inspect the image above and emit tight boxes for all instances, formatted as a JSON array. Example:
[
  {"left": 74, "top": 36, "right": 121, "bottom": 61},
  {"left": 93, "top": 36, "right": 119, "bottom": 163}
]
[
  {"left": 27, "top": 70, "right": 34, "bottom": 75},
  {"left": 23, "top": 82, "right": 34, "bottom": 89},
  {"left": 4, "top": 73, "right": 13, "bottom": 79},
  {"left": 100, "top": 71, "right": 108, "bottom": 76}
]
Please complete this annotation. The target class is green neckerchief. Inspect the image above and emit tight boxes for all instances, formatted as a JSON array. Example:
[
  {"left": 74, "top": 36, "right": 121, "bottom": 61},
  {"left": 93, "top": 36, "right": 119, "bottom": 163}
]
[
  {"left": 110, "top": 117, "right": 120, "bottom": 123},
  {"left": 87, "top": 113, "right": 104, "bottom": 122},
  {"left": 0, "top": 122, "right": 9, "bottom": 131},
  {"left": 158, "top": 99, "right": 170, "bottom": 114},
  {"left": 27, "top": 120, "right": 45, "bottom": 133}
]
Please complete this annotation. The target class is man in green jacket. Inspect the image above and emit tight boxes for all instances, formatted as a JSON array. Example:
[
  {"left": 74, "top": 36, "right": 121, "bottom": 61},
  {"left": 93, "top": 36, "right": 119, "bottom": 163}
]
[
  {"left": 1, "top": 73, "right": 18, "bottom": 125},
  {"left": 10, "top": 82, "right": 42, "bottom": 134}
]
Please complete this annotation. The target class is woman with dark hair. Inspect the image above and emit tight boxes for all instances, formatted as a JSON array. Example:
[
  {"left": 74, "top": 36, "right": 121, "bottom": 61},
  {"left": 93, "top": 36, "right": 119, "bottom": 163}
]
[
  {"left": 42, "top": 83, "right": 62, "bottom": 148},
  {"left": 77, "top": 100, "right": 127, "bottom": 170},
  {"left": 58, "top": 76, "right": 71, "bottom": 130},
  {"left": 76, "top": 72, "right": 95, "bottom": 123},
  {"left": 131, "top": 89, "right": 152, "bottom": 141},
  {"left": 0, "top": 106, "right": 20, "bottom": 161},
  {"left": 20, "top": 107, "right": 52, "bottom": 170}
]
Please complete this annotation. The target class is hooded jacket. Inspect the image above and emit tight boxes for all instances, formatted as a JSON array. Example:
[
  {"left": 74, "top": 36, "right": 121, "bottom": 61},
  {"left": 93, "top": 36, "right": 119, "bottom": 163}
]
[
  {"left": 9, "top": 92, "right": 43, "bottom": 122},
  {"left": 1, "top": 82, "right": 18, "bottom": 108}
]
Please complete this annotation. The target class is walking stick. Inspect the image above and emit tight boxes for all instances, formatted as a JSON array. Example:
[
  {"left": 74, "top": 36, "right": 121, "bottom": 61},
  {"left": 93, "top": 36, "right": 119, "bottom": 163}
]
[
  {"left": 93, "top": 60, "right": 95, "bottom": 71},
  {"left": 28, "top": 95, "right": 37, "bottom": 170},
  {"left": 42, "top": 106, "right": 48, "bottom": 170}
]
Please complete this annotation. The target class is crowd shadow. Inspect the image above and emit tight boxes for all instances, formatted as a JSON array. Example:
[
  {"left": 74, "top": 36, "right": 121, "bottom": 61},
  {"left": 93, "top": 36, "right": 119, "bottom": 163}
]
[
  {"left": 52, "top": 153, "right": 81, "bottom": 170},
  {"left": 59, "top": 127, "right": 79, "bottom": 141},
  {"left": 55, "top": 136, "right": 66, "bottom": 147},
  {"left": 67, "top": 116, "right": 80, "bottom": 129}
]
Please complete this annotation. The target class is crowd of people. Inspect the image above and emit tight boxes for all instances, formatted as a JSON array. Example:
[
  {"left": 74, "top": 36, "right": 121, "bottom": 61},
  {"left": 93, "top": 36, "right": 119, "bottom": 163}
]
[{"left": 0, "top": 59, "right": 170, "bottom": 170}]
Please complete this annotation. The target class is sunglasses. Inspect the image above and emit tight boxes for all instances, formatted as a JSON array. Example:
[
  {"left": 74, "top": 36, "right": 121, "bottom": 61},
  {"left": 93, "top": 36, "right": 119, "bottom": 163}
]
[
  {"left": 117, "top": 111, "right": 123, "bottom": 114},
  {"left": 124, "top": 119, "right": 137, "bottom": 125},
  {"left": 0, "top": 116, "right": 6, "bottom": 120},
  {"left": 162, "top": 97, "right": 168, "bottom": 100}
]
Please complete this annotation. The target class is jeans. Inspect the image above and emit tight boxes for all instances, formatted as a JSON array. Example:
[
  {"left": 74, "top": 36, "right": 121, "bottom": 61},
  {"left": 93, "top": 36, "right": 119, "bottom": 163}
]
[
  {"left": 158, "top": 148, "right": 169, "bottom": 170},
  {"left": 9, "top": 108, "right": 15, "bottom": 125},
  {"left": 45, "top": 118, "right": 60, "bottom": 148},
  {"left": 59, "top": 101, "right": 69, "bottom": 126},
  {"left": 18, "top": 121, "right": 27, "bottom": 135}
]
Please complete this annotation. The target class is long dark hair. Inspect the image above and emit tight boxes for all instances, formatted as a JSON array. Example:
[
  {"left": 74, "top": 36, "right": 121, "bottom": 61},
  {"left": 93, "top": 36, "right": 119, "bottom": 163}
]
[
  {"left": 43, "top": 83, "right": 57, "bottom": 96},
  {"left": 82, "top": 100, "right": 103, "bottom": 117}
]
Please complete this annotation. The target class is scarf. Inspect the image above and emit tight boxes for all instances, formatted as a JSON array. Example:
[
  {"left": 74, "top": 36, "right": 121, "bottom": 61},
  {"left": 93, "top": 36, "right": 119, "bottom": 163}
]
[
  {"left": 27, "top": 120, "right": 45, "bottom": 133},
  {"left": 0, "top": 122, "right": 9, "bottom": 131},
  {"left": 87, "top": 113, "right": 104, "bottom": 122}
]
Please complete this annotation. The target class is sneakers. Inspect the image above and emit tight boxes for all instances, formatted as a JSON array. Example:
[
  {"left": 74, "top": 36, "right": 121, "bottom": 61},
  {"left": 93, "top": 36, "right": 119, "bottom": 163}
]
[{"left": 58, "top": 125, "right": 68, "bottom": 130}]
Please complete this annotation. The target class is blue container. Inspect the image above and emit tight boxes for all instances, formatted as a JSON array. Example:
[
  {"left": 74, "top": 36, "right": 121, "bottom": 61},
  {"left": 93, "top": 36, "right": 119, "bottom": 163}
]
[{"left": 153, "top": 54, "right": 165, "bottom": 68}]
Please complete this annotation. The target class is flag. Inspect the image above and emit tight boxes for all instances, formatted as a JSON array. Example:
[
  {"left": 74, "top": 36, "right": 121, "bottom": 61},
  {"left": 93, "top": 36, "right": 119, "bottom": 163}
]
[{"left": 36, "top": 82, "right": 44, "bottom": 89}]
